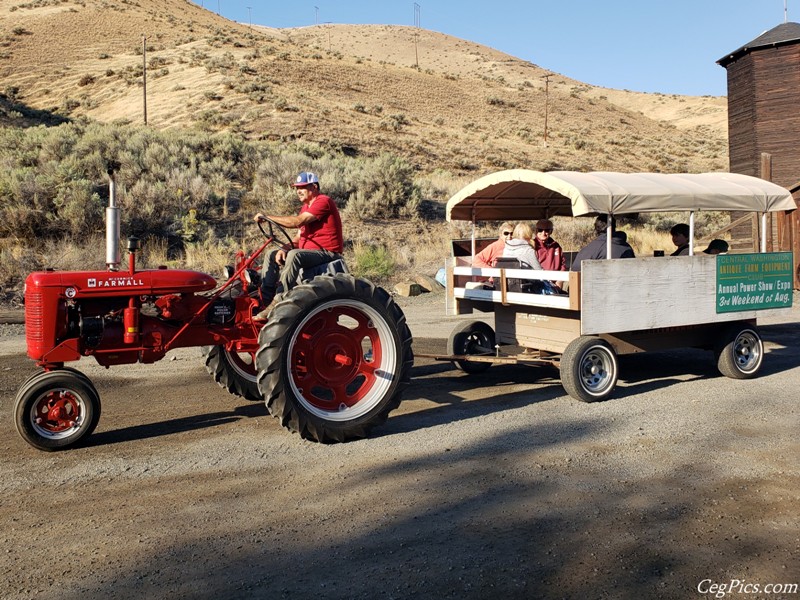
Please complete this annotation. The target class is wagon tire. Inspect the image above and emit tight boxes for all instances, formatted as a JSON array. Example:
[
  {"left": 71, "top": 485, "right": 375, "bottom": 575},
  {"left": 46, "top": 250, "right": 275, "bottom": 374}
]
[
  {"left": 715, "top": 324, "right": 763, "bottom": 379},
  {"left": 15, "top": 370, "right": 101, "bottom": 451},
  {"left": 560, "top": 336, "right": 618, "bottom": 403},
  {"left": 203, "top": 345, "right": 261, "bottom": 401},
  {"left": 447, "top": 320, "right": 495, "bottom": 374},
  {"left": 255, "top": 274, "right": 413, "bottom": 443}
]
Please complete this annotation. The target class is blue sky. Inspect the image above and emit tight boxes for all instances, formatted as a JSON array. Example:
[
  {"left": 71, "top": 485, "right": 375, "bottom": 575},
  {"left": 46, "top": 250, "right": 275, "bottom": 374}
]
[{"left": 191, "top": 1, "right": 792, "bottom": 96}]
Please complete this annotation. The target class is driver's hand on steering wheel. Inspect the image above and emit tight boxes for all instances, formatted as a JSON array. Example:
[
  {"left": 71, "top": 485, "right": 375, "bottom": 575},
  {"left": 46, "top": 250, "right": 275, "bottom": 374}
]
[{"left": 254, "top": 212, "right": 267, "bottom": 223}]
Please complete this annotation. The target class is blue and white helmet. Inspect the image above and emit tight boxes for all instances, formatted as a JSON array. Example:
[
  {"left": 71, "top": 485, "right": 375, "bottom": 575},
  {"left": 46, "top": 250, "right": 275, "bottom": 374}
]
[{"left": 291, "top": 171, "right": 319, "bottom": 187}]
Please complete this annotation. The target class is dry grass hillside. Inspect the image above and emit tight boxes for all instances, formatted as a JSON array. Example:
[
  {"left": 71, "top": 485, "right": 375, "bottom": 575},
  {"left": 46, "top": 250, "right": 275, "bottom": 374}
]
[{"left": 0, "top": 0, "right": 729, "bottom": 176}]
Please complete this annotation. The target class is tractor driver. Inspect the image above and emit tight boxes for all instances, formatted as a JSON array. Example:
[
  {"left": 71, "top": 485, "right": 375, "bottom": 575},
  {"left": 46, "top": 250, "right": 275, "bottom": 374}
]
[{"left": 253, "top": 171, "right": 343, "bottom": 320}]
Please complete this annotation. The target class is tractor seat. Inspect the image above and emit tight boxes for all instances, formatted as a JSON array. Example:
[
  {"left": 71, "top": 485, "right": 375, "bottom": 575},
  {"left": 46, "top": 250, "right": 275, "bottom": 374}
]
[{"left": 299, "top": 258, "right": 350, "bottom": 283}]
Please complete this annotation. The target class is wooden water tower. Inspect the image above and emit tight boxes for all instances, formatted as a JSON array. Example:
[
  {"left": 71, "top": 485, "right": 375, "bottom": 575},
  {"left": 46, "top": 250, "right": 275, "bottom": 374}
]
[{"left": 718, "top": 21, "right": 800, "bottom": 286}]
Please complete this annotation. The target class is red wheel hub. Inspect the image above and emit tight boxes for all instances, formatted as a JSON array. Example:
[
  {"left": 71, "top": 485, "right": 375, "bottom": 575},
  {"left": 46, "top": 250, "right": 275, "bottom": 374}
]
[
  {"left": 35, "top": 391, "right": 80, "bottom": 433},
  {"left": 290, "top": 306, "right": 382, "bottom": 409}
]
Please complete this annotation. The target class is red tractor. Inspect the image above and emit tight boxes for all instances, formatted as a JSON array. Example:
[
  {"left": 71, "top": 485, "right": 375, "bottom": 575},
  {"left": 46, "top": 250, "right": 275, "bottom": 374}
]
[{"left": 14, "top": 171, "right": 413, "bottom": 451}]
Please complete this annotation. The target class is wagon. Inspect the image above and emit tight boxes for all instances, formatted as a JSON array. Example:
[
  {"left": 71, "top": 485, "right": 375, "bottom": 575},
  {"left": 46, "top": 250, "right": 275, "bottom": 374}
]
[{"left": 426, "top": 170, "right": 796, "bottom": 401}]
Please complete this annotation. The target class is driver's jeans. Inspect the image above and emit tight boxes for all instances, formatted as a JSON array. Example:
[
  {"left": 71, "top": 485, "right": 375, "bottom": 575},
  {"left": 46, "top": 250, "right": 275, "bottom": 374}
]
[{"left": 260, "top": 248, "right": 341, "bottom": 304}]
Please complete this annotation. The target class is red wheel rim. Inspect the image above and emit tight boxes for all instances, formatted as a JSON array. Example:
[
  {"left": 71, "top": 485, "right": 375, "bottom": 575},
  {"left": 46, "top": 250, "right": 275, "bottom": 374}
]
[
  {"left": 287, "top": 300, "right": 396, "bottom": 418},
  {"left": 31, "top": 389, "right": 83, "bottom": 437}
]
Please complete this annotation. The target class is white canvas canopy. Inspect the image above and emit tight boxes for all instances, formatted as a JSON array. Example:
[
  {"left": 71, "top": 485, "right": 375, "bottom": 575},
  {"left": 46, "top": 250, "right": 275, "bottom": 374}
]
[{"left": 446, "top": 170, "right": 797, "bottom": 222}]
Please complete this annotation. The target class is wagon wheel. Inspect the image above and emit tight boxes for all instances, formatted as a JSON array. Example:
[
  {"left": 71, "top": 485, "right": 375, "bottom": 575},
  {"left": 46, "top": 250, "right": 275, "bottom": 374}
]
[
  {"left": 715, "top": 324, "right": 763, "bottom": 379},
  {"left": 560, "top": 336, "right": 618, "bottom": 402},
  {"left": 255, "top": 274, "right": 413, "bottom": 443},
  {"left": 15, "top": 370, "right": 101, "bottom": 451},
  {"left": 447, "top": 320, "right": 495, "bottom": 374}
]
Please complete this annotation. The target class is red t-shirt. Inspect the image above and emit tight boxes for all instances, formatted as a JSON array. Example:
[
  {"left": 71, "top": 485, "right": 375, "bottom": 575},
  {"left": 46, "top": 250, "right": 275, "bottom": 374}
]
[{"left": 298, "top": 194, "right": 343, "bottom": 253}]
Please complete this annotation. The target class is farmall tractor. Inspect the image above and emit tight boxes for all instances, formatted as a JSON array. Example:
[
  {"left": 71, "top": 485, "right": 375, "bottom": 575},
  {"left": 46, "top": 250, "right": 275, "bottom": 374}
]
[{"left": 15, "top": 169, "right": 414, "bottom": 451}]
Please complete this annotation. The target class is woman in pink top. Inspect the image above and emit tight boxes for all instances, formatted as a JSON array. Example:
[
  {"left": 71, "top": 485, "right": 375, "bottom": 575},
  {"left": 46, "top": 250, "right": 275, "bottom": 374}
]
[{"left": 473, "top": 221, "right": 515, "bottom": 268}]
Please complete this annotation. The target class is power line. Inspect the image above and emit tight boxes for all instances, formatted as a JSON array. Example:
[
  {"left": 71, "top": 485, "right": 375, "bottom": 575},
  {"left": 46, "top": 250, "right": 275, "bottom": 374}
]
[{"left": 413, "top": 3, "right": 421, "bottom": 68}]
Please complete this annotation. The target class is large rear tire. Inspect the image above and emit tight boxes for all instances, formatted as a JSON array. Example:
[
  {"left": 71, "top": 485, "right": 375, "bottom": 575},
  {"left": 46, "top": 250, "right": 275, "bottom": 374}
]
[
  {"left": 560, "top": 336, "right": 618, "bottom": 403},
  {"left": 15, "top": 370, "right": 101, "bottom": 451},
  {"left": 716, "top": 324, "right": 763, "bottom": 379},
  {"left": 203, "top": 345, "right": 261, "bottom": 401},
  {"left": 255, "top": 274, "right": 413, "bottom": 443},
  {"left": 447, "top": 320, "right": 495, "bottom": 374}
]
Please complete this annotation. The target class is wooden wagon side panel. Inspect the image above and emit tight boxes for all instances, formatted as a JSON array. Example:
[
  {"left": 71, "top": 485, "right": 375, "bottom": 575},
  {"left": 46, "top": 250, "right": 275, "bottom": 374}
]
[
  {"left": 495, "top": 305, "right": 580, "bottom": 354},
  {"left": 579, "top": 257, "right": 776, "bottom": 335}
]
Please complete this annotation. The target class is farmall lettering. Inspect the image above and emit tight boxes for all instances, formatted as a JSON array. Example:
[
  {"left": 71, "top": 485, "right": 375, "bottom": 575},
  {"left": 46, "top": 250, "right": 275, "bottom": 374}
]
[{"left": 87, "top": 276, "right": 144, "bottom": 289}]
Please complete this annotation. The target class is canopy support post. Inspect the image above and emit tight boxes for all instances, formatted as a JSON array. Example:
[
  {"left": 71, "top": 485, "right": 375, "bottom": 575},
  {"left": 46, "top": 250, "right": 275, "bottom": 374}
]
[
  {"left": 689, "top": 212, "right": 695, "bottom": 255},
  {"left": 471, "top": 208, "right": 477, "bottom": 258}
]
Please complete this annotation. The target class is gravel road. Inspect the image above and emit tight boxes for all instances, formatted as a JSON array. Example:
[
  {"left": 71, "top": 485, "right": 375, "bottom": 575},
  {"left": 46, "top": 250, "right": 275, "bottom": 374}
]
[{"left": 0, "top": 292, "right": 798, "bottom": 600}]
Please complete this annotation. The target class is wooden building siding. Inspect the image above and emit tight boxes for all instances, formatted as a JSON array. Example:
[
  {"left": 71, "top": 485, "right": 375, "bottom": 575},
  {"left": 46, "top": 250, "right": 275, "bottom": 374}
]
[
  {"left": 726, "top": 45, "right": 800, "bottom": 186},
  {"left": 724, "top": 42, "right": 800, "bottom": 263},
  {"left": 726, "top": 53, "right": 757, "bottom": 177}
]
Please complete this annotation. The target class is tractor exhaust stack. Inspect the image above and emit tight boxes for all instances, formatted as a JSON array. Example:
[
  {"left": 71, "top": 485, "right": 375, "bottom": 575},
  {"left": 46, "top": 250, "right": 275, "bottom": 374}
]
[{"left": 105, "top": 163, "right": 121, "bottom": 271}]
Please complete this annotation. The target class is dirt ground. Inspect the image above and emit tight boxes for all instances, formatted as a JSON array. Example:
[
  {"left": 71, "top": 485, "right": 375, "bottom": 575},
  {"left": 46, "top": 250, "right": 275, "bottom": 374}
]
[{"left": 0, "top": 295, "right": 798, "bottom": 600}]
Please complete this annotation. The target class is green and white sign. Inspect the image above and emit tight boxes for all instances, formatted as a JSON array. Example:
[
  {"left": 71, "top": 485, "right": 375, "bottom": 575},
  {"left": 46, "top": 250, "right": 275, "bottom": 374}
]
[{"left": 716, "top": 252, "right": 793, "bottom": 313}]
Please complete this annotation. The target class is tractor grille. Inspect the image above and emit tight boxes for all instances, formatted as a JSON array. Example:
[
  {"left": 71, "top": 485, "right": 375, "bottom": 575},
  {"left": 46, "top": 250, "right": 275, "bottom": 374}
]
[{"left": 25, "top": 291, "right": 45, "bottom": 346}]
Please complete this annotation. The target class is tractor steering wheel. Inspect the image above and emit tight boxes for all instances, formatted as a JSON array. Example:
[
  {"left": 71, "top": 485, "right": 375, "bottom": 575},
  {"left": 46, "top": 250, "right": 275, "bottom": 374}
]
[{"left": 257, "top": 217, "right": 295, "bottom": 251}]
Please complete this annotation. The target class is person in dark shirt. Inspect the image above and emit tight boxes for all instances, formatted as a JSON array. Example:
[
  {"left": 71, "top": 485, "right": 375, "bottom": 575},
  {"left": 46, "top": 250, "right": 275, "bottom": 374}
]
[
  {"left": 670, "top": 223, "right": 691, "bottom": 256},
  {"left": 570, "top": 215, "right": 635, "bottom": 272}
]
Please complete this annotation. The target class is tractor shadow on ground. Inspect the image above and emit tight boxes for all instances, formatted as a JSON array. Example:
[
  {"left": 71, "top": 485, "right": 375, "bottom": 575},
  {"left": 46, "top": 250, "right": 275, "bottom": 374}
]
[{"left": 83, "top": 402, "right": 266, "bottom": 448}]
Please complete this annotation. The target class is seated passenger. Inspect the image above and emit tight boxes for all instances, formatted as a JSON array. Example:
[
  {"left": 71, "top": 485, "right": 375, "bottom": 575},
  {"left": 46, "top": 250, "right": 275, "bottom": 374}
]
[
  {"left": 703, "top": 239, "right": 729, "bottom": 255},
  {"left": 533, "top": 218, "right": 567, "bottom": 272},
  {"left": 670, "top": 223, "right": 691, "bottom": 256},
  {"left": 473, "top": 221, "right": 515, "bottom": 268},
  {"left": 570, "top": 215, "right": 635, "bottom": 272},
  {"left": 502, "top": 223, "right": 543, "bottom": 270}
]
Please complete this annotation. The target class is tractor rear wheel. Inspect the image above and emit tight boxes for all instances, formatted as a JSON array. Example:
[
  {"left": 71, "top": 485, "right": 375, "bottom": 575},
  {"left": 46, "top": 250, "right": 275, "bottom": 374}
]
[
  {"left": 15, "top": 370, "right": 101, "bottom": 451},
  {"left": 255, "top": 274, "right": 413, "bottom": 443},
  {"left": 203, "top": 345, "right": 261, "bottom": 401}
]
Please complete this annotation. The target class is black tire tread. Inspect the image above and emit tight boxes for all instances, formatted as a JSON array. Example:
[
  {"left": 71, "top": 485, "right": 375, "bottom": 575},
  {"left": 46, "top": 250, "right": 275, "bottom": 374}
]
[
  {"left": 255, "top": 274, "right": 413, "bottom": 443},
  {"left": 203, "top": 345, "right": 261, "bottom": 401}
]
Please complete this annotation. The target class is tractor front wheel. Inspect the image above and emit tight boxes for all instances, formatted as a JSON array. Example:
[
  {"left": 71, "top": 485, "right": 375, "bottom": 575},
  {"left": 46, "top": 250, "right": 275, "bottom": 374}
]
[
  {"left": 255, "top": 274, "right": 413, "bottom": 443},
  {"left": 15, "top": 370, "right": 101, "bottom": 451}
]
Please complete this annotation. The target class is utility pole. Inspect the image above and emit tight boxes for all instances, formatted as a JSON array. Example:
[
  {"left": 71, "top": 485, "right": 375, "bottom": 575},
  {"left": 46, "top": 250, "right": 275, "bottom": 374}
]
[
  {"left": 315, "top": 6, "right": 319, "bottom": 25},
  {"left": 413, "top": 3, "right": 421, "bottom": 68},
  {"left": 142, "top": 35, "right": 148, "bottom": 126},
  {"left": 542, "top": 73, "right": 551, "bottom": 146},
  {"left": 247, "top": 6, "right": 252, "bottom": 29},
  {"left": 217, "top": 0, "right": 220, "bottom": 15}
]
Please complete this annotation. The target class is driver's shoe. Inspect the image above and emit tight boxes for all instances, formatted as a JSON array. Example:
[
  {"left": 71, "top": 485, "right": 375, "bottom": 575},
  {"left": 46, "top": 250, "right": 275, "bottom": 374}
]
[{"left": 253, "top": 292, "right": 282, "bottom": 322}]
